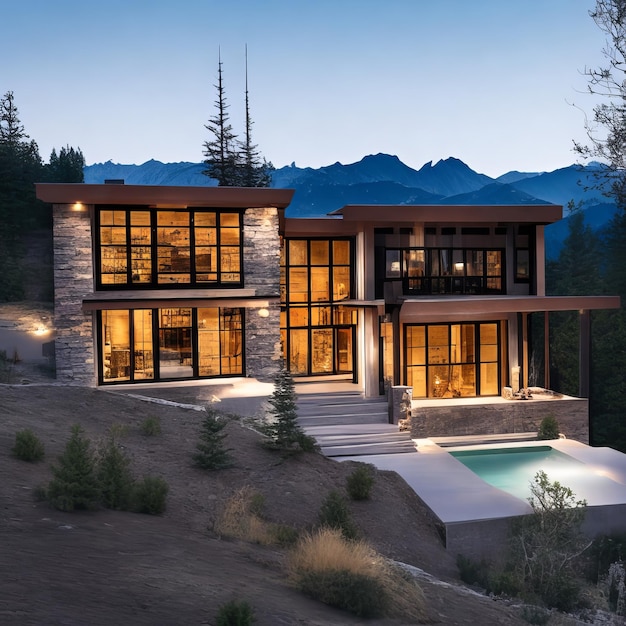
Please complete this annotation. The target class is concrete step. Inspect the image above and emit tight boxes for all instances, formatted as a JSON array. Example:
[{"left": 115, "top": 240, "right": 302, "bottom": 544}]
[{"left": 321, "top": 440, "right": 418, "bottom": 457}]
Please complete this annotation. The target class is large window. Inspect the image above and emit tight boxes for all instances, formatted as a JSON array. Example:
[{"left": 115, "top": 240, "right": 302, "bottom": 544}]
[
  {"left": 405, "top": 322, "right": 503, "bottom": 398},
  {"left": 280, "top": 238, "right": 356, "bottom": 377},
  {"left": 382, "top": 248, "right": 504, "bottom": 295},
  {"left": 97, "top": 208, "right": 242, "bottom": 288},
  {"left": 99, "top": 307, "right": 243, "bottom": 383}
]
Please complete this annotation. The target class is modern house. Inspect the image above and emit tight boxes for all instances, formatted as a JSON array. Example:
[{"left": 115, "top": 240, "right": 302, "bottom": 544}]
[{"left": 35, "top": 183, "right": 620, "bottom": 438}]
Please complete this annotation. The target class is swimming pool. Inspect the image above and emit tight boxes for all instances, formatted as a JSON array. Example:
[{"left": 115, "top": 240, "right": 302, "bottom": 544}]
[{"left": 450, "top": 444, "right": 623, "bottom": 502}]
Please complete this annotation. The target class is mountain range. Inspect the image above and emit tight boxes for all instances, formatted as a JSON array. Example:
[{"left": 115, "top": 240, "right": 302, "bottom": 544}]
[{"left": 83, "top": 154, "right": 619, "bottom": 257}]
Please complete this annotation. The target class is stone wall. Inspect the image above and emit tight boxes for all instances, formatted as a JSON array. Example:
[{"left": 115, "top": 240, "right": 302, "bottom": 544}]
[
  {"left": 410, "top": 395, "right": 589, "bottom": 443},
  {"left": 52, "top": 204, "right": 95, "bottom": 385},
  {"left": 243, "top": 207, "right": 282, "bottom": 381}
]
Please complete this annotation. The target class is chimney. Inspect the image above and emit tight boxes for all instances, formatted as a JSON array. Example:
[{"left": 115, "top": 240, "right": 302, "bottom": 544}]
[{"left": 104, "top": 179, "right": 125, "bottom": 185}]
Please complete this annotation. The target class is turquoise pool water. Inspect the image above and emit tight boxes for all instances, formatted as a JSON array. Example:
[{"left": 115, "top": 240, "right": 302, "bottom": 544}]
[{"left": 450, "top": 445, "right": 588, "bottom": 501}]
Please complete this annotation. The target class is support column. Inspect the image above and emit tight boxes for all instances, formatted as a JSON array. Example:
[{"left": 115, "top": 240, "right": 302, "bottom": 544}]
[{"left": 579, "top": 309, "right": 590, "bottom": 398}]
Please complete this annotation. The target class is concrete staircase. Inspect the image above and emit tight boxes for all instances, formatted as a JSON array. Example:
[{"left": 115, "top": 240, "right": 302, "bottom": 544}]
[{"left": 296, "top": 391, "right": 417, "bottom": 458}]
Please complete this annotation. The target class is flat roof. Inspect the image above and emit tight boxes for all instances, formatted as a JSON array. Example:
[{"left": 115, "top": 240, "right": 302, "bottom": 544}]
[
  {"left": 35, "top": 183, "right": 295, "bottom": 209},
  {"left": 331, "top": 204, "right": 563, "bottom": 224}
]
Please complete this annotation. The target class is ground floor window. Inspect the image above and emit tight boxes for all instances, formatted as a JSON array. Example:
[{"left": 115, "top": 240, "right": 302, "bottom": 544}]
[
  {"left": 404, "top": 321, "right": 504, "bottom": 398},
  {"left": 99, "top": 307, "right": 243, "bottom": 383},
  {"left": 280, "top": 305, "right": 357, "bottom": 378}
]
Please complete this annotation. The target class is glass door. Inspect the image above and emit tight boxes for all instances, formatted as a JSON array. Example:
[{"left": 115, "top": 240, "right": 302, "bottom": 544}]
[{"left": 158, "top": 308, "right": 193, "bottom": 379}]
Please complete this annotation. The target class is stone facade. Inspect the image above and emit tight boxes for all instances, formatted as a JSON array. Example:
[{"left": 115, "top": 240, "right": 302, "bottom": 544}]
[
  {"left": 52, "top": 203, "right": 95, "bottom": 385},
  {"left": 410, "top": 395, "right": 589, "bottom": 443},
  {"left": 242, "top": 207, "right": 283, "bottom": 381}
]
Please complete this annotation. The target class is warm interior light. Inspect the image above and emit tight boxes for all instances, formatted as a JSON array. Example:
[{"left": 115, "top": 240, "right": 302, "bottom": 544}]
[{"left": 258, "top": 308, "right": 270, "bottom": 318}]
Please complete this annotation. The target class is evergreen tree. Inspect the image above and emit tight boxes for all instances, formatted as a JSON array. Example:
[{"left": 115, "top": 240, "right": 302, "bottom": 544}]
[
  {"left": 0, "top": 91, "right": 46, "bottom": 300},
  {"left": 202, "top": 52, "right": 240, "bottom": 186},
  {"left": 238, "top": 46, "right": 274, "bottom": 188},
  {"left": 47, "top": 425, "right": 100, "bottom": 512},
  {"left": 46, "top": 145, "right": 85, "bottom": 182},
  {"left": 97, "top": 436, "right": 134, "bottom": 510},
  {"left": 265, "top": 365, "right": 318, "bottom": 453},
  {"left": 192, "top": 408, "right": 234, "bottom": 470}
]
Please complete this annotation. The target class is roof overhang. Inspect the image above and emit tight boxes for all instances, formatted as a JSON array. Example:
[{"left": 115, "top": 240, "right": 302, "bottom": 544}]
[
  {"left": 330, "top": 204, "right": 562, "bottom": 224},
  {"left": 35, "top": 183, "right": 295, "bottom": 209},
  {"left": 399, "top": 295, "right": 621, "bottom": 322},
  {"left": 81, "top": 289, "right": 275, "bottom": 312}
]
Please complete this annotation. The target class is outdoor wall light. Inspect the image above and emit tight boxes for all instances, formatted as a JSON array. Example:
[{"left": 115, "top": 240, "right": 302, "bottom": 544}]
[
  {"left": 258, "top": 307, "right": 270, "bottom": 318},
  {"left": 72, "top": 202, "right": 85, "bottom": 211}
]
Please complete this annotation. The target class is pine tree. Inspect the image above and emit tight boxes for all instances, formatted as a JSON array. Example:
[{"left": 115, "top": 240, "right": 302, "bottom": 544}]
[
  {"left": 202, "top": 52, "right": 240, "bottom": 186},
  {"left": 265, "top": 365, "right": 318, "bottom": 453},
  {"left": 192, "top": 408, "right": 234, "bottom": 470},
  {"left": 97, "top": 436, "right": 134, "bottom": 510},
  {"left": 238, "top": 46, "right": 274, "bottom": 188},
  {"left": 46, "top": 145, "right": 85, "bottom": 183},
  {"left": 47, "top": 425, "right": 100, "bottom": 511}
]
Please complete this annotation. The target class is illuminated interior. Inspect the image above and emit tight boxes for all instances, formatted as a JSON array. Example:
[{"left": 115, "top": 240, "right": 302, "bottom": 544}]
[
  {"left": 98, "top": 207, "right": 242, "bottom": 288},
  {"left": 280, "top": 238, "right": 356, "bottom": 377},
  {"left": 404, "top": 322, "right": 503, "bottom": 398},
  {"left": 100, "top": 307, "right": 243, "bottom": 383}
]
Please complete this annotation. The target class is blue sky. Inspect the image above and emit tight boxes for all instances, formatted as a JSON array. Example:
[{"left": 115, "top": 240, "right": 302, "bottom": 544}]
[{"left": 2, "top": 0, "right": 607, "bottom": 177}]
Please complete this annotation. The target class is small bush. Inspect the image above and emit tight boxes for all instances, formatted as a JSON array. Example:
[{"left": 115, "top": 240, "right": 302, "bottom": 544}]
[
  {"left": 12, "top": 429, "right": 45, "bottom": 462},
  {"left": 520, "top": 605, "right": 551, "bottom": 625},
  {"left": 288, "top": 528, "right": 426, "bottom": 621},
  {"left": 97, "top": 437, "right": 134, "bottom": 510},
  {"left": 298, "top": 569, "right": 389, "bottom": 617},
  {"left": 131, "top": 476, "right": 168, "bottom": 515},
  {"left": 140, "top": 416, "right": 162, "bottom": 436},
  {"left": 47, "top": 425, "right": 100, "bottom": 512},
  {"left": 216, "top": 599, "right": 255, "bottom": 626},
  {"left": 108, "top": 422, "right": 129, "bottom": 440},
  {"left": 214, "top": 486, "right": 271, "bottom": 544},
  {"left": 318, "top": 490, "right": 358, "bottom": 540},
  {"left": 346, "top": 464, "right": 375, "bottom": 500},
  {"left": 537, "top": 414, "right": 560, "bottom": 440},
  {"left": 192, "top": 409, "right": 233, "bottom": 470}
]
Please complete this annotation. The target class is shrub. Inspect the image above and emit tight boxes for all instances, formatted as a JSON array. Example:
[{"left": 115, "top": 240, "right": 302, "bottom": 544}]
[
  {"left": 537, "top": 414, "right": 560, "bottom": 440},
  {"left": 47, "top": 425, "right": 100, "bottom": 512},
  {"left": 216, "top": 599, "right": 255, "bottom": 626},
  {"left": 346, "top": 463, "right": 375, "bottom": 500},
  {"left": 108, "top": 422, "right": 129, "bottom": 440},
  {"left": 97, "top": 437, "right": 134, "bottom": 510},
  {"left": 192, "top": 409, "right": 233, "bottom": 470},
  {"left": 139, "top": 416, "right": 162, "bottom": 436},
  {"left": 288, "top": 528, "right": 426, "bottom": 621},
  {"left": 508, "top": 470, "right": 589, "bottom": 611},
  {"left": 12, "top": 428, "right": 45, "bottom": 462},
  {"left": 318, "top": 490, "right": 358, "bottom": 540},
  {"left": 131, "top": 476, "right": 169, "bottom": 515}
]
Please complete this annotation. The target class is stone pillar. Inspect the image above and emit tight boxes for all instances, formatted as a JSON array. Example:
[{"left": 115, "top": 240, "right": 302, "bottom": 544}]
[
  {"left": 243, "top": 207, "right": 282, "bottom": 381},
  {"left": 52, "top": 203, "right": 96, "bottom": 385},
  {"left": 389, "top": 385, "right": 413, "bottom": 425}
]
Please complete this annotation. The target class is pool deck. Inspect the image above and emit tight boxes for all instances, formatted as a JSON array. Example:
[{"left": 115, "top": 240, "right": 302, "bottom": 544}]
[{"left": 342, "top": 438, "right": 626, "bottom": 525}]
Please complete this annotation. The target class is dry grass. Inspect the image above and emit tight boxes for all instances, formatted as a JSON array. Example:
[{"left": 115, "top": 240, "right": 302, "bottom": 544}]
[
  {"left": 213, "top": 485, "right": 298, "bottom": 546},
  {"left": 287, "top": 527, "right": 429, "bottom": 622}
]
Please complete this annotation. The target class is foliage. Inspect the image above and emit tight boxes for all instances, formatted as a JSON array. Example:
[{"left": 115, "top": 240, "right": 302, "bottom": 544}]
[
  {"left": 537, "top": 415, "right": 560, "bottom": 440},
  {"left": 202, "top": 53, "right": 272, "bottom": 187},
  {"left": 139, "top": 416, "right": 162, "bottom": 436},
  {"left": 216, "top": 599, "right": 256, "bottom": 626},
  {"left": 192, "top": 408, "right": 233, "bottom": 470},
  {"left": 96, "top": 437, "right": 134, "bottom": 510},
  {"left": 108, "top": 422, "right": 129, "bottom": 440},
  {"left": 12, "top": 428, "right": 45, "bottom": 462},
  {"left": 586, "top": 533, "right": 626, "bottom": 583},
  {"left": 45, "top": 145, "right": 85, "bottom": 182},
  {"left": 317, "top": 490, "right": 358, "bottom": 540},
  {"left": 47, "top": 425, "right": 100, "bottom": 512},
  {"left": 508, "top": 471, "right": 590, "bottom": 611},
  {"left": 287, "top": 527, "right": 426, "bottom": 621},
  {"left": 346, "top": 463, "right": 375, "bottom": 500},
  {"left": 131, "top": 476, "right": 169, "bottom": 515},
  {"left": 264, "top": 365, "right": 318, "bottom": 454}
]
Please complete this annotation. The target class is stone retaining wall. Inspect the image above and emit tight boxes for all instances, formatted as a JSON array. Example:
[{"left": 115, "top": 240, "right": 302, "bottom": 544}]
[{"left": 410, "top": 395, "right": 589, "bottom": 443}]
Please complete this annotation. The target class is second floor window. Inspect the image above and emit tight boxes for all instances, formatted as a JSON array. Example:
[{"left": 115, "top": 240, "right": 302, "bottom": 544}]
[
  {"left": 382, "top": 247, "right": 504, "bottom": 295},
  {"left": 97, "top": 207, "right": 242, "bottom": 289}
]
